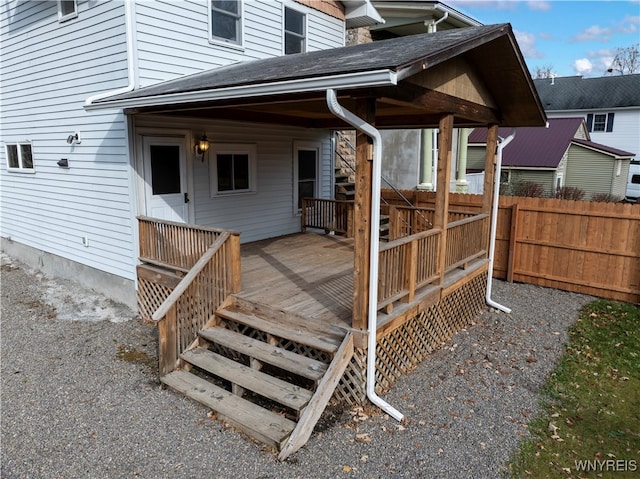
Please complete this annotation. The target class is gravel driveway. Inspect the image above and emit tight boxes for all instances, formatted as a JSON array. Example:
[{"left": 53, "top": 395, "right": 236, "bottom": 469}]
[{"left": 1, "top": 254, "right": 593, "bottom": 479}]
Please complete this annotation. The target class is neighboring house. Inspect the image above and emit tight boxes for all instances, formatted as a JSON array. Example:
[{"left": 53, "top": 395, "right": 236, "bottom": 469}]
[
  {"left": 467, "top": 118, "right": 634, "bottom": 199},
  {"left": 533, "top": 74, "right": 640, "bottom": 199},
  {"left": 0, "top": 0, "right": 381, "bottom": 308}
]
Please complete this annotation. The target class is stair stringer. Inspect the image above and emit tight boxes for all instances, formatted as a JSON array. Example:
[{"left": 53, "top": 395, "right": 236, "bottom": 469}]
[{"left": 278, "top": 331, "right": 354, "bottom": 460}]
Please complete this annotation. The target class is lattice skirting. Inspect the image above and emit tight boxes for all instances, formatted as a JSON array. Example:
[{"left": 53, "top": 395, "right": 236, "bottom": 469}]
[
  {"left": 138, "top": 277, "right": 172, "bottom": 321},
  {"left": 333, "top": 272, "right": 488, "bottom": 405}
]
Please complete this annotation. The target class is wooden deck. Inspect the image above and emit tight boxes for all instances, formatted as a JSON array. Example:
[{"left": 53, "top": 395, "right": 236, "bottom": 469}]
[{"left": 239, "top": 233, "right": 354, "bottom": 330}]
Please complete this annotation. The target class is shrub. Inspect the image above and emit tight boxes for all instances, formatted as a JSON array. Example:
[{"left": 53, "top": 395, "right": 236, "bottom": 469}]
[
  {"left": 590, "top": 192, "right": 622, "bottom": 203},
  {"left": 555, "top": 186, "right": 585, "bottom": 200},
  {"left": 512, "top": 181, "right": 545, "bottom": 197}
]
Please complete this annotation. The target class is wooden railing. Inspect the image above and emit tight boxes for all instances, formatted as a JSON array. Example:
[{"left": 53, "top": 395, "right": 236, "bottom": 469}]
[
  {"left": 445, "top": 213, "right": 489, "bottom": 271},
  {"left": 301, "top": 198, "right": 354, "bottom": 237},
  {"left": 378, "top": 229, "right": 442, "bottom": 309},
  {"left": 382, "top": 205, "right": 479, "bottom": 241},
  {"left": 138, "top": 215, "right": 236, "bottom": 272},
  {"left": 151, "top": 232, "right": 241, "bottom": 376},
  {"left": 377, "top": 212, "right": 488, "bottom": 310}
]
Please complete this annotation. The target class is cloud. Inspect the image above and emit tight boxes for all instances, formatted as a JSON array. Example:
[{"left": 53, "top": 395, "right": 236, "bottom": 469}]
[
  {"left": 571, "top": 25, "right": 613, "bottom": 42},
  {"left": 514, "top": 29, "right": 544, "bottom": 59},
  {"left": 527, "top": 1, "right": 551, "bottom": 11},
  {"left": 573, "top": 58, "right": 593, "bottom": 75},
  {"left": 617, "top": 15, "right": 640, "bottom": 34}
]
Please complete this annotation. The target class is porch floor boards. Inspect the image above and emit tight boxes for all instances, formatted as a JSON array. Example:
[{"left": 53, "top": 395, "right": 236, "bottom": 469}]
[{"left": 239, "top": 233, "right": 354, "bottom": 330}]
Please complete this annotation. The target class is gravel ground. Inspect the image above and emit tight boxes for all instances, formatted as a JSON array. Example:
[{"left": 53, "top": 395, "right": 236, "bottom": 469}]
[{"left": 1, "top": 253, "right": 594, "bottom": 479}]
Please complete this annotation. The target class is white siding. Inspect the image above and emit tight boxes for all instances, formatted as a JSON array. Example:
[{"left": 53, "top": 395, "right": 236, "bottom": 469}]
[
  {"left": 135, "top": 116, "right": 332, "bottom": 243},
  {"left": 0, "top": 0, "right": 136, "bottom": 280},
  {"left": 547, "top": 109, "right": 640, "bottom": 158},
  {"left": 134, "top": 0, "right": 345, "bottom": 87}
]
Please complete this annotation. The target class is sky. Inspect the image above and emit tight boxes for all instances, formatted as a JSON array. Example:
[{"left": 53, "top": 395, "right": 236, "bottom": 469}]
[{"left": 447, "top": 0, "right": 640, "bottom": 78}]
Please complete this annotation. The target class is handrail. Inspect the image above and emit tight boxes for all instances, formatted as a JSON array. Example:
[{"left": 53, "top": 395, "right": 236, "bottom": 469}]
[
  {"left": 447, "top": 212, "right": 489, "bottom": 229},
  {"left": 152, "top": 232, "right": 230, "bottom": 322},
  {"left": 137, "top": 215, "right": 240, "bottom": 236},
  {"left": 379, "top": 227, "right": 441, "bottom": 251}
]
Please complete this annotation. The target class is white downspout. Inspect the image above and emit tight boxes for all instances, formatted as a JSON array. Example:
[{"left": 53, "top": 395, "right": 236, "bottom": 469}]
[
  {"left": 326, "top": 89, "right": 404, "bottom": 422},
  {"left": 84, "top": 0, "right": 136, "bottom": 106},
  {"left": 486, "top": 130, "right": 515, "bottom": 313}
]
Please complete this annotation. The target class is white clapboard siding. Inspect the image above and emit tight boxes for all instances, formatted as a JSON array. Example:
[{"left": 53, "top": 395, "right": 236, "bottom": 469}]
[
  {"left": 135, "top": 116, "right": 333, "bottom": 244},
  {"left": 0, "top": 0, "right": 136, "bottom": 280},
  {"left": 134, "top": 0, "right": 345, "bottom": 87}
]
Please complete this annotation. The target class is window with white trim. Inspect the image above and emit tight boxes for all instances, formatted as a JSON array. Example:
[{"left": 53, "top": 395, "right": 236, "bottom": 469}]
[
  {"left": 499, "top": 169, "right": 510, "bottom": 184},
  {"left": 284, "top": 6, "right": 306, "bottom": 54},
  {"left": 58, "top": 0, "right": 77, "bottom": 22},
  {"left": 5, "top": 143, "right": 35, "bottom": 172},
  {"left": 587, "top": 112, "right": 615, "bottom": 132},
  {"left": 293, "top": 142, "right": 319, "bottom": 211},
  {"left": 210, "top": 143, "right": 256, "bottom": 196},
  {"left": 210, "top": 0, "right": 242, "bottom": 46}
]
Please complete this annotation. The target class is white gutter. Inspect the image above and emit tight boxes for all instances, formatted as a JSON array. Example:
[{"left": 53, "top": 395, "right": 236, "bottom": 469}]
[
  {"left": 426, "top": 11, "right": 448, "bottom": 32},
  {"left": 326, "top": 89, "right": 404, "bottom": 422},
  {"left": 84, "top": 0, "right": 136, "bottom": 106},
  {"left": 84, "top": 70, "right": 397, "bottom": 111},
  {"left": 486, "top": 130, "right": 515, "bottom": 314}
]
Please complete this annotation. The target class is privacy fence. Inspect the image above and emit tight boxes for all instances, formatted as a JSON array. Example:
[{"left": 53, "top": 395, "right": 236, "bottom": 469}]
[{"left": 382, "top": 190, "right": 640, "bottom": 303}]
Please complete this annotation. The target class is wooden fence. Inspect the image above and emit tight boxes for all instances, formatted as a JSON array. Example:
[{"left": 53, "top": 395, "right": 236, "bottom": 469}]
[
  {"left": 301, "top": 198, "right": 353, "bottom": 237},
  {"left": 382, "top": 190, "right": 640, "bottom": 303}
]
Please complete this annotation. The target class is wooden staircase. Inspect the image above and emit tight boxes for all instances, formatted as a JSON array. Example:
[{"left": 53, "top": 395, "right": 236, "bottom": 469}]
[{"left": 161, "top": 296, "right": 354, "bottom": 460}]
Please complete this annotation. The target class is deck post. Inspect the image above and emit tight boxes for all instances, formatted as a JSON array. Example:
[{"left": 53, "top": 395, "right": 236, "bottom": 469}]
[
  {"left": 434, "top": 114, "right": 454, "bottom": 284},
  {"left": 227, "top": 233, "right": 241, "bottom": 294},
  {"left": 482, "top": 124, "right": 499, "bottom": 252},
  {"left": 158, "top": 303, "right": 178, "bottom": 377},
  {"left": 352, "top": 98, "right": 376, "bottom": 337}
]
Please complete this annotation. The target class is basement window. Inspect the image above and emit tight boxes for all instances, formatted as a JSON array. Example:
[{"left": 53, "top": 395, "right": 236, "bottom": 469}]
[
  {"left": 210, "top": 143, "right": 256, "bottom": 196},
  {"left": 5, "top": 143, "right": 35, "bottom": 173}
]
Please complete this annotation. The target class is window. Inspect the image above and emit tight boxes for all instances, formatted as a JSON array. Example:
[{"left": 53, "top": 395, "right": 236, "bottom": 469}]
[
  {"left": 294, "top": 142, "right": 319, "bottom": 211},
  {"left": 616, "top": 160, "right": 622, "bottom": 177},
  {"left": 210, "top": 143, "right": 256, "bottom": 196},
  {"left": 587, "top": 112, "right": 615, "bottom": 132},
  {"left": 5, "top": 143, "right": 34, "bottom": 172},
  {"left": 555, "top": 172, "right": 564, "bottom": 189},
  {"left": 632, "top": 175, "right": 640, "bottom": 185},
  {"left": 58, "top": 0, "right": 77, "bottom": 22},
  {"left": 210, "top": 0, "right": 242, "bottom": 46},
  {"left": 284, "top": 7, "right": 305, "bottom": 54},
  {"left": 499, "top": 170, "right": 510, "bottom": 184}
]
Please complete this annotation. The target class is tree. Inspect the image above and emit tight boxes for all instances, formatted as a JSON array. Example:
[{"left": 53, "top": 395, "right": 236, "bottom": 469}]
[
  {"left": 534, "top": 64, "right": 555, "bottom": 79},
  {"left": 607, "top": 44, "right": 639, "bottom": 75}
]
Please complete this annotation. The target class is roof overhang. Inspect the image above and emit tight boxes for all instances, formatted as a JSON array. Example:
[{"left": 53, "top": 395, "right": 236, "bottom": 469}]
[
  {"left": 344, "top": 0, "right": 385, "bottom": 28},
  {"left": 85, "top": 24, "right": 546, "bottom": 131}
]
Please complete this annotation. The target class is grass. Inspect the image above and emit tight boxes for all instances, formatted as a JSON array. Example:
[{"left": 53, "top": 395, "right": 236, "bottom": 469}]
[{"left": 509, "top": 300, "right": 640, "bottom": 478}]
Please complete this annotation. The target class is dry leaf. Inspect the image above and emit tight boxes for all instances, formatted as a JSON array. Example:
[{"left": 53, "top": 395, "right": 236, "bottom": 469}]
[{"left": 355, "top": 433, "right": 372, "bottom": 444}]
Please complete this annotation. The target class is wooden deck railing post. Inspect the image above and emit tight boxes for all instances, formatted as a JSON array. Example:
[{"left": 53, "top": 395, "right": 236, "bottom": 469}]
[
  {"left": 434, "top": 114, "right": 454, "bottom": 284},
  {"left": 403, "top": 238, "right": 418, "bottom": 302},
  {"left": 482, "top": 125, "right": 499, "bottom": 252},
  {"left": 158, "top": 304, "right": 178, "bottom": 377},
  {"left": 228, "top": 234, "right": 241, "bottom": 293},
  {"left": 352, "top": 98, "right": 376, "bottom": 335}
]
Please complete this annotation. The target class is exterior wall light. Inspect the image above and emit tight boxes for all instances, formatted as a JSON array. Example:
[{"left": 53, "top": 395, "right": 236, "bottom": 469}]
[{"left": 196, "top": 134, "right": 209, "bottom": 161}]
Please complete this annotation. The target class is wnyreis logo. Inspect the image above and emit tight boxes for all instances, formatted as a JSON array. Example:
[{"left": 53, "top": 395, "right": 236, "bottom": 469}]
[{"left": 574, "top": 459, "right": 637, "bottom": 472}]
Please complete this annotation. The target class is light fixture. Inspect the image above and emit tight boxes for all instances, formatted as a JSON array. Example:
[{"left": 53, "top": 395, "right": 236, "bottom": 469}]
[
  {"left": 66, "top": 132, "right": 81, "bottom": 144},
  {"left": 57, "top": 158, "right": 69, "bottom": 168},
  {"left": 195, "top": 134, "right": 209, "bottom": 161}
]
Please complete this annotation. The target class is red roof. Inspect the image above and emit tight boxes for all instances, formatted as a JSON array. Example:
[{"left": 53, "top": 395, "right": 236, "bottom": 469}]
[{"left": 468, "top": 118, "right": 585, "bottom": 168}]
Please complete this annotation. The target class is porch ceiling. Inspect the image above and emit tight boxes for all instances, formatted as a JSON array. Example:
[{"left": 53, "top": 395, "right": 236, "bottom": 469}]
[{"left": 86, "top": 24, "right": 546, "bottom": 129}]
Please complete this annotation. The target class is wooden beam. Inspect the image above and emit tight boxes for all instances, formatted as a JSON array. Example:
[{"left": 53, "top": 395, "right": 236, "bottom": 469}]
[
  {"left": 482, "top": 125, "right": 499, "bottom": 215},
  {"left": 434, "top": 114, "right": 454, "bottom": 284},
  {"left": 352, "top": 98, "right": 376, "bottom": 333}
]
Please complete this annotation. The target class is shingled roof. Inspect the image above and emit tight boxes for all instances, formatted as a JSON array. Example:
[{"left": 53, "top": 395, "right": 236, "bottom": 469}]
[
  {"left": 468, "top": 117, "right": 634, "bottom": 169},
  {"left": 87, "top": 23, "right": 546, "bottom": 129},
  {"left": 533, "top": 74, "right": 640, "bottom": 111}
]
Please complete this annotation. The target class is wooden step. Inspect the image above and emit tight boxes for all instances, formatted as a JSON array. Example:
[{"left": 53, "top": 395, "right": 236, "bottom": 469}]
[
  {"left": 181, "top": 347, "right": 313, "bottom": 411},
  {"left": 335, "top": 181, "right": 355, "bottom": 189},
  {"left": 199, "top": 326, "right": 328, "bottom": 381},
  {"left": 217, "top": 303, "right": 342, "bottom": 353},
  {"left": 161, "top": 370, "right": 295, "bottom": 449}
]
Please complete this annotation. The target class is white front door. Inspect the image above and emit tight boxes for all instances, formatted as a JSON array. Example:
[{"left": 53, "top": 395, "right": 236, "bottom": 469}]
[{"left": 142, "top": 136, "right": 189, "bottom": 223}]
